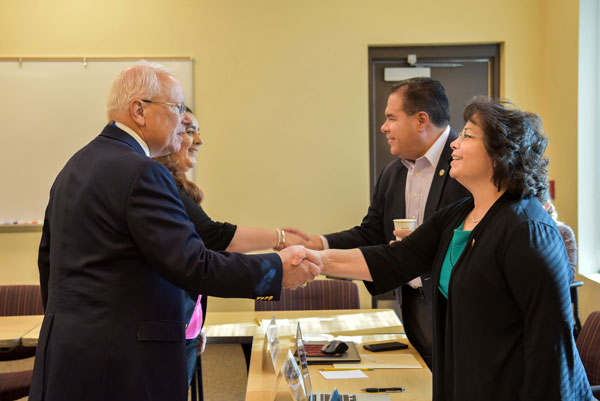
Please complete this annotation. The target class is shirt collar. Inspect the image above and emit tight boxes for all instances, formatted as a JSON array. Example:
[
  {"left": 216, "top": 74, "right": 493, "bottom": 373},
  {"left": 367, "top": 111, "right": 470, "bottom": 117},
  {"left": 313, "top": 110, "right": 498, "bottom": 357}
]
[
  {"left": 113, "top": 121, "right": 150, "bottom": 157},
  {"left": 402, "top": 125, "right": 450, "bottom": 169}
]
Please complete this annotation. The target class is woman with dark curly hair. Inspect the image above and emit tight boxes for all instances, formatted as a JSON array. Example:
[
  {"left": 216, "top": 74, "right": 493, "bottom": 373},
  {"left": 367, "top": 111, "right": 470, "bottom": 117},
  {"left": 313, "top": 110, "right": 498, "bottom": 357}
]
[{"left": 305, "top": 98, "right": 593, "bottom": 400}]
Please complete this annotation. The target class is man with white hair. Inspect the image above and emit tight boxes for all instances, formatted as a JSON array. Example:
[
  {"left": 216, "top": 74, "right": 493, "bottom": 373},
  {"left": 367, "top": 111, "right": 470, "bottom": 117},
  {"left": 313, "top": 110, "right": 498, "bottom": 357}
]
[{"left": 30, "top": 62, "right": 319, "bottom": 401}]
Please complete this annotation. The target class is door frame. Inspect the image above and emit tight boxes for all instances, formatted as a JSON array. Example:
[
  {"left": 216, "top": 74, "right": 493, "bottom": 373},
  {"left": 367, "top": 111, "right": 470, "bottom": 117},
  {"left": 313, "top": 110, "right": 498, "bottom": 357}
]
[{"left": 368, "top": 44, "right": 501, "bottom": 191}]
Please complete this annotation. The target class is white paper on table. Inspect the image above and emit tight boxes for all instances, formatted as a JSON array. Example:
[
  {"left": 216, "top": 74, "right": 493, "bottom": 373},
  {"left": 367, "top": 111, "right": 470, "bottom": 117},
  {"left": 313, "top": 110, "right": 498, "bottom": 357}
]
[
  {"left": 319, "top": 370, "right": 369, "bottom": 380},
  {"left": 302, "top": 333, "right": 334, "bottom": 342},
  {"left": 260, "top": 318, "right": 291, "bottom": 327},
  {"left": 333, "top": 335, "right": 363, "bottom": 344},
  {"left": 334, "top": 354, "right": 422, "bottom": 369},
  {"left": 298, "top": 317, "right": 334, "bottom": 322}
]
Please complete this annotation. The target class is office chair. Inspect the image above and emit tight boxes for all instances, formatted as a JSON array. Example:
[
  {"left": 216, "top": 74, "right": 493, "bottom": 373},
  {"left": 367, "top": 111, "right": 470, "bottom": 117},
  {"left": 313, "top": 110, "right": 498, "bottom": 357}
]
[
  {"left": 576, "top": 311, "right": 600, "bottom": 397},
  {"left": 570, "top": 281, "right": 584, "bottom": 339},
  {"left": 0, "top": 285, "right": 44, "bottom": 401},
  {"left": 254, "top": 279, "right": 360, "bottom": 311},
  {"left": 0, "top": 284, "right": 44, "bottom": 361},
  {"left": 0, "top": 284, "right": 44, "bottom": 316},
  {"left": 0, "top": 371, "right": 33, "bottom": 401}
]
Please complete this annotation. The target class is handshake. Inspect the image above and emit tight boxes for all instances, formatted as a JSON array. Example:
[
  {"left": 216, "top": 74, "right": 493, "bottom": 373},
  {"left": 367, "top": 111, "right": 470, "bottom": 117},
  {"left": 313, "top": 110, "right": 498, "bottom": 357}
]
[{"left": 278, "top": 245, "right": 323, "bottom": 290}]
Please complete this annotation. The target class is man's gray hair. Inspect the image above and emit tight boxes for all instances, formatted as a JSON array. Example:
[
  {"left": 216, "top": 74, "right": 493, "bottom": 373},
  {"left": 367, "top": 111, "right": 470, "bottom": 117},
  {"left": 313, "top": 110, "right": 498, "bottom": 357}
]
[{"left": 106, "top": 61, "right": 173, "bottom": 120}]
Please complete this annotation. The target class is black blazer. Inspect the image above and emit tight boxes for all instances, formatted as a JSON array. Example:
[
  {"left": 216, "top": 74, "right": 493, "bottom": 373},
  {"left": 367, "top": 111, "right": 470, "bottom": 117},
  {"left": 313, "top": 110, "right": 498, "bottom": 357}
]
[
  {"left": 32, "top": 125, "right": 282, "bottom": 401},
  {"left": 325, "top": 130, "right": 470, "bottom": 304},
  {"left": 361, "top": 194, "right": 593, "bottom": 401}
]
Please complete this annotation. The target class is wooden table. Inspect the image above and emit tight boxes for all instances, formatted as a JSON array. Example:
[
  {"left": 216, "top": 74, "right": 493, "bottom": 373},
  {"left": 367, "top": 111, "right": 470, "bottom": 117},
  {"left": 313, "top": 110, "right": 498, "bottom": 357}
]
[
  {"left": 204, "top": 309, "right": 404, "bottom": 342},
  {"left": 244, "top": 334, "right": 432, "bottom": 401},
  {"left": 0, "top": 315, "right": 43, "bottom": 349},
  {"left": 9, "top": 309, "right": 404, "bottom": 346},
  {"left": 205, "top": 309, "right": 431, "bottom": 401}
]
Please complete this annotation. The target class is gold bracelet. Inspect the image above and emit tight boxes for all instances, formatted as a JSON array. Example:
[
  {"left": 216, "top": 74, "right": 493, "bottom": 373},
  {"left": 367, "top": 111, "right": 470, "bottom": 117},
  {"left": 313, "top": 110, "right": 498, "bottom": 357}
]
[{"left": 275, "top": 228, "right": 282, "bottom": 249}]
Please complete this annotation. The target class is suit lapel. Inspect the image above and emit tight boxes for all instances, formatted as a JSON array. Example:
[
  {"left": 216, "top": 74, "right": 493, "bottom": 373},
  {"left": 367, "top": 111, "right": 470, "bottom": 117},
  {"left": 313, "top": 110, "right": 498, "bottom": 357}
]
[
  {"left": 395, "top": 166, "right": 408, "bottom": 218},
  {"left": 99, "top": 124, "right": 147, "bottom": 156},
  {"left": 424, "top": 129, "right": 457, "bottom": 219}
]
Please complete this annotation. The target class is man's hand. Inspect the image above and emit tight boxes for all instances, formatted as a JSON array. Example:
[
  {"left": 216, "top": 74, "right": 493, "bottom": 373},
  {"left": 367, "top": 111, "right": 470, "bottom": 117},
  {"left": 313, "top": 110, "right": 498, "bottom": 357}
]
[
  {"left": 278, "top": 245, "right": 322, "bottom": 289},
  {"left": 392, "top": 229, "right": 413, "bottom": 241},
  {"left": 304, "top": 235, "right": 324, "bottom": 250},
  {"left": 303, "top": 248, "right": 323, "bottom": 272},
  {"left": 198, "top": 329, "right": 207, "bottom": 355}
]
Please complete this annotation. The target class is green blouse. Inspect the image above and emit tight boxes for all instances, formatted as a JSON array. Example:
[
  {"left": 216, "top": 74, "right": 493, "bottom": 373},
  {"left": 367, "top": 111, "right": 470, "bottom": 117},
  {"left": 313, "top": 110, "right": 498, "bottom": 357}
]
[{"left": 439, "top": 219, "right": 471, "bottom": 298}]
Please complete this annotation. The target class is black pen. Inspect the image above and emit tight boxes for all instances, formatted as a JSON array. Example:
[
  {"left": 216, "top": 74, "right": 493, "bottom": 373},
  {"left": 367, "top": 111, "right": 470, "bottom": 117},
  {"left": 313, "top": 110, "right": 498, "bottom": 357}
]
[{"left": 362, "top": 387, "right": 405, "bottom": 393}]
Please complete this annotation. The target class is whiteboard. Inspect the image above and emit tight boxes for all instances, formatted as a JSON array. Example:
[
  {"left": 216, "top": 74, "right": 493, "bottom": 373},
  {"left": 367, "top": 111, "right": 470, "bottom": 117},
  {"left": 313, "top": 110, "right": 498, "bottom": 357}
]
[{"left": 0, "top": 59, "right": 193, "bottom": 222}]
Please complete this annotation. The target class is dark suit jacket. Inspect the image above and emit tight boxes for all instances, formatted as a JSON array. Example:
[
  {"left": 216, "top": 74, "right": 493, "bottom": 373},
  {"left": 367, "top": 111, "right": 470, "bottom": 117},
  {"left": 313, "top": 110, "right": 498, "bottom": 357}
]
[
  {"left": 31, "top": 125, "right": 282, "bottom": 401},
  {"left": 361, "top": 195, "right": 593, "bottom": 401},
  {"left": 325, "top": 130, "right": 470, "bottom": 305}
]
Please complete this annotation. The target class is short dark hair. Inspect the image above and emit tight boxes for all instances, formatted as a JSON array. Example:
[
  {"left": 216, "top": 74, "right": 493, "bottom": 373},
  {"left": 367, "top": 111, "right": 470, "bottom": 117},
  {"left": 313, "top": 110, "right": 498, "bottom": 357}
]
[
  {"left": 463, "top": 97, "right": 549, "bottom": 199},
  {"left": 391, "top": 77, "right": 450, "bottom": 127}
]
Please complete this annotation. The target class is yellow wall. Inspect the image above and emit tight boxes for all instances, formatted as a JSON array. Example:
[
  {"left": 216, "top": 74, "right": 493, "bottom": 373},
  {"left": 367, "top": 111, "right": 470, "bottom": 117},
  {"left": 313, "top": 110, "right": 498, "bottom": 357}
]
[
  {"left": 1, "top": 0, "right": 598, "bottom": 317},
  {"left": 539, "top": 0, "right": 600, "bottom": 322}
]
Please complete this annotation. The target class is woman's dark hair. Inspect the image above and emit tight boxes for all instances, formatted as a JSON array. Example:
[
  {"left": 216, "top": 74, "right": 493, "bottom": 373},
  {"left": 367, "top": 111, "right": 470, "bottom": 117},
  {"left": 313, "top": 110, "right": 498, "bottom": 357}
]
[
  {"left": 463, "top": 97, "right": 549, "bottom": 199},
  {"left": 155, "top": 155, "right": 204, "bottom": 204}
]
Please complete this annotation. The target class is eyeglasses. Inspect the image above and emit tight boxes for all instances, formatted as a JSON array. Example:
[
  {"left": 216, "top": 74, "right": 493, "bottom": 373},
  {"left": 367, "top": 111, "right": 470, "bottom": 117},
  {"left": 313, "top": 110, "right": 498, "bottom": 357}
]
[
  {"left": 457, "top": 128, "right": 483, "bottom": 142},
  {"left": 141, "top": 99, "right": 186, "bottom": 115}
]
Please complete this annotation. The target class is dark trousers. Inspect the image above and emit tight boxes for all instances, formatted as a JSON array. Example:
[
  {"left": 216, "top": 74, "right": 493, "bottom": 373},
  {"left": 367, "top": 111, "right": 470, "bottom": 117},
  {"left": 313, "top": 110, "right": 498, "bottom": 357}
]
[{"left": 396, "top": 285, "right": 433, "bottom": 370}]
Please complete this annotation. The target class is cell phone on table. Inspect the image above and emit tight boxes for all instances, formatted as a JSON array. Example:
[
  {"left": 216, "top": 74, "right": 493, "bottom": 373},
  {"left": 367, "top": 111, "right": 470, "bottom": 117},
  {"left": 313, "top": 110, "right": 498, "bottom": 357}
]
[{"left": 363, "top": 341, "right": 408, "bottom": 352}]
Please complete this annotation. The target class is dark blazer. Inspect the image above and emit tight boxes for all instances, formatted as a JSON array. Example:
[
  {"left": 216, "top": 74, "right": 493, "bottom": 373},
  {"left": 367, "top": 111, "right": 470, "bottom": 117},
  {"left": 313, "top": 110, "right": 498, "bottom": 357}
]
[
  {"left": 361, "top": 194, "right": 593, "bottom": 401},
  {"left": 32, "top": 125, "right": 282, "bottom": 401},
  {"left": 325, "top": 130, "right": 470, "bottom": 305}
]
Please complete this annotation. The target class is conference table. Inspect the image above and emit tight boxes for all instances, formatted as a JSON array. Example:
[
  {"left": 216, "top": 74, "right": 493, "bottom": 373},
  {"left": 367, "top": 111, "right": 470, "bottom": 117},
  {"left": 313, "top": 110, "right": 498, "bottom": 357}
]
[
  {"left": 0, "top": 314, "right": 43, "bottom": 349},
  {"left": 204, "top": 309, "right": 431, "bottom": 401},
  {"left": 1, "top": 309, "right": 432, "bottom": 400}
]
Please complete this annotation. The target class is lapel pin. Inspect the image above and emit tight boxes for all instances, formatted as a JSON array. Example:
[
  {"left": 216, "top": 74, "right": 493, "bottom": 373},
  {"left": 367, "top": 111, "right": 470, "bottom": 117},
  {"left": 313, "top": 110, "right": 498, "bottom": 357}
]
[{"left": 439, "top": 169, "right": 445, "bottom": 176}]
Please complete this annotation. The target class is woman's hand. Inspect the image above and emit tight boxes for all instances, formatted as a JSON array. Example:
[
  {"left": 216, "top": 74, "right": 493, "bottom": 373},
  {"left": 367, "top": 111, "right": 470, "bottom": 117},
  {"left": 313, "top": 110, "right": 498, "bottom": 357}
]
[{"left": 198, "top": 329, "right": 207, "bottom": 355}]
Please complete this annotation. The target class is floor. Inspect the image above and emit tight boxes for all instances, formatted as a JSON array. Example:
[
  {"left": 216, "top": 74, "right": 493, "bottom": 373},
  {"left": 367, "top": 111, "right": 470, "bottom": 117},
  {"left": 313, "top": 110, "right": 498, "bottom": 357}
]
[
  {"left": 200, "top": 344, "right": 248, "bottom": 401},
  {"left": 0, "top": 345, "right": 249, "bottom": 401}
]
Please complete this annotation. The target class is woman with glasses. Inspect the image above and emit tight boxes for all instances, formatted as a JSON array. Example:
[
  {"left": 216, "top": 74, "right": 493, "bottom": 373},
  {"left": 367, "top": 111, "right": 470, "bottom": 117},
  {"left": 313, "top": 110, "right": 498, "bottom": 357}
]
[
  {"left": 154, "top": 108, "right": 307, "bottom": 388},
  {"left": 306, "top": 98, "right": 593, "bottom": 400}
]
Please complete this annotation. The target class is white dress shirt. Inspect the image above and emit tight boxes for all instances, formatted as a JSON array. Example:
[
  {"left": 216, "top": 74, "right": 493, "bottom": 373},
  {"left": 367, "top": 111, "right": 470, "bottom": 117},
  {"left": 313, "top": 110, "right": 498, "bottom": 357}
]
[
  {"left": 402, "top": 126, "right": 450, "bottom": 288},
  {"left": 114, "top": 121, "right": 150, "bottom": 157}
]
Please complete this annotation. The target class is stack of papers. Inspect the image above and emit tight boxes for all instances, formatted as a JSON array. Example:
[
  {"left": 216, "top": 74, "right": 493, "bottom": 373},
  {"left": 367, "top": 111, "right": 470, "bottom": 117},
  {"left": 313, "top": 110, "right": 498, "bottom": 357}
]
[{"left": 319, "top": 370, "right": 369, "bottom": 380}]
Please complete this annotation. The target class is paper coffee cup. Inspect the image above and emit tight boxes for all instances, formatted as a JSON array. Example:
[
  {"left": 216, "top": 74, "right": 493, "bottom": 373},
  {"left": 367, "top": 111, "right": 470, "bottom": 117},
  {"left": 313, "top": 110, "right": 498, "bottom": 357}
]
[{"left": 393, "top": 219, "right": 417, "bottom": 240}]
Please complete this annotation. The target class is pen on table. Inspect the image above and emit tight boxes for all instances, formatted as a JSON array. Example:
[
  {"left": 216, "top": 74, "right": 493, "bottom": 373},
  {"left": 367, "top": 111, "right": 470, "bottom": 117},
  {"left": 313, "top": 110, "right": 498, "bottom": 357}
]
[
  {"left": 254, "top": 317, "right": 261, "bottom": 326},
  {"left": 321, "top": 368, "right": 374, "bottom": 371},
  {"left": 361, "top": 387, "right": 405, "bottom": 393}
]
